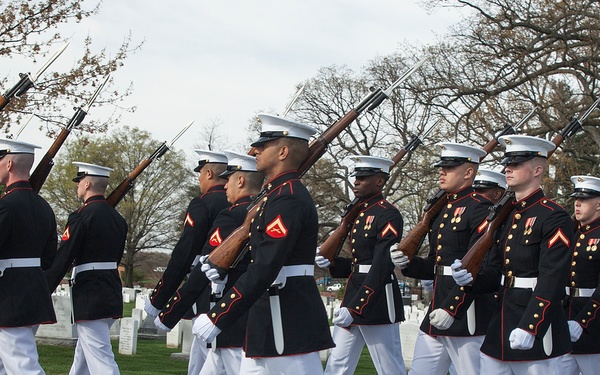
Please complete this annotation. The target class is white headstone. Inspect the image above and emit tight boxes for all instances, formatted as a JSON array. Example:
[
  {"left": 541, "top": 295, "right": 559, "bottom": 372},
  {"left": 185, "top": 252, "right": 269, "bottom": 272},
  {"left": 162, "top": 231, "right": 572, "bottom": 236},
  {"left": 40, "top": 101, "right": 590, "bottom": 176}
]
[
  {"left": 400, "top": 321, "right": 420, "bottom": 368},
  {"left": 119, "top": 317, "right": 139, "bottom": 355},
  {"left": 36, "top": 294, "right": 77, "bottom": 339},
  {"left": 166, "top": 321, "right": 183, "bottom": 348},
  {"left": 135, "top": 294, "right": 149, "bottom": 320},
  {"left": 122, "top": 287, "right": 138, "bottom": 303},
  {"left": 131, "top": 308, "right": 143, "bottom": 329},
  {"left": 181, "top": 319, "right": 193, "bottom": 354}
]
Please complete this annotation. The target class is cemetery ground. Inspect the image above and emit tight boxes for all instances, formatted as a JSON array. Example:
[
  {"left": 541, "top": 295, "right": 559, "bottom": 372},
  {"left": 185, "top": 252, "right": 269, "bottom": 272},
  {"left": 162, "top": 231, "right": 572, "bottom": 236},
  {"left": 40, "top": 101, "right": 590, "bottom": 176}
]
[{"left": 37, "top": 301, "right": 379, "bottom": 375}]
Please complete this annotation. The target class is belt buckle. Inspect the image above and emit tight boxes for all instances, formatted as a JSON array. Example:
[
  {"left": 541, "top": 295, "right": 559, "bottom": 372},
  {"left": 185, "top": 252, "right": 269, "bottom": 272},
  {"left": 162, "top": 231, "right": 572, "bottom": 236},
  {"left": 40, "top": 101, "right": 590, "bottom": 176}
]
[
  {"left": 351, "top": 263, "right": 357, "bottom": 273},
  {"left": 504, "top": 275, "right": 515, "bottom": 288},
  {"left": 435, "top": 265, "right": 443, "bottom": 276},
  {"left": 570, "top": 287, "right": 578, "bottom": 297}
]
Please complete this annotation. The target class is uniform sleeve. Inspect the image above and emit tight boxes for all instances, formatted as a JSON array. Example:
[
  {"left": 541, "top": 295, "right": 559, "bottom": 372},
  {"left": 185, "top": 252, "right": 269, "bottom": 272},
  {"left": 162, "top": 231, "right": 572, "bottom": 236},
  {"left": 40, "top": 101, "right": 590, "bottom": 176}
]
[
  {"left": 518, "top": 210, "right": 574, "bottom": 337},
  {"left": 41, "top": 210, "right": 58, "bottom": 271},
  {"left": 347, "top": 208, "right": 402, "bottom": 317},
  {"left": 149, "top": 198, "right": 211, "bottom": 309},
  {"left": 329, "top": 257, "right": 352, "bottom": 278},
  {"left": 200, "top": 208, "right": 238, "bottom": 257},
  {"left": 574, "top": 286, "right": 600, "bottom": 330},
  {"left": 209, "top": 195, "right": 306, "bottom": 328},
  {"left": 45, "top": 212, "right": 84, "bottom": 292}
]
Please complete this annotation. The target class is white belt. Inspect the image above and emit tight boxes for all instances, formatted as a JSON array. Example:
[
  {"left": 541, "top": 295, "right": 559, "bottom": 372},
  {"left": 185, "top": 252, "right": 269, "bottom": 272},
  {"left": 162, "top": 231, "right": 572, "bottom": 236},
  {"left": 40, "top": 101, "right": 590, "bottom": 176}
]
[
  {"left": 435, "top": 265, "right": 452, "bottom": 276},
  {"left": 71, "top": 262, "right": 117, "bottom": 282},
  {"left": 353, "top": 264, "right": 372, "bottom": 273},
  {"left": 0, "top": 258, "right": 41, "bottom": 277},
  {"left": 566, "top": 287, "right": 595, "bottom": 297},
  {"left": 271, "top": 264, "right": 314, "bottom": 288},
  {"left": 501, "top": 275, "right": 537, "bottom": 289}
]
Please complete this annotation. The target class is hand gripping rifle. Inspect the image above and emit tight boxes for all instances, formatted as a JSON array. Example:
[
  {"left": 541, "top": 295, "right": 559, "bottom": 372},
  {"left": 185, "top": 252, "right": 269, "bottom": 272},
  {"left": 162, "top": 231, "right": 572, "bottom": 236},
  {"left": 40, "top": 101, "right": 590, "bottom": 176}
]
[
  {"left": 0, "top": 43, "right": 69, "bottom": 112},
  {"left": 397, "top": 106, "right": 538, "bottom": 260},
  {"left": 460, "top": 98, "right": 600, "bottom": 281},
  {"left": 105, "top": 121, "right": 193, "bottom": 207},
  {"left": 206, "top": 56, "right": 430, "bottom": 273},
  {"left": 318, "top": 119, "right": 440, "bottom": 264},
  {"left": 29, "top": 75, "right": 109, "bottom": 192}
]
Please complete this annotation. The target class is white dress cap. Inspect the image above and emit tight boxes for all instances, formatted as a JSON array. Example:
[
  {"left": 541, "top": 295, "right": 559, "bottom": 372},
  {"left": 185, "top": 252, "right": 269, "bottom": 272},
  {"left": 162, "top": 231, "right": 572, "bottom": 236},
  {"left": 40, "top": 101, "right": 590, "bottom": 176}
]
[
  {"left": 473, "top": 168, "right": 507, "bottom": 190},
  {"left": 251, "top": 113, "right": 316, "bottom": 147},
  {"left": 570, "top": 175, "right": 600, "bottom": 198},
  {"left": 434, "top": 142, "right": 487, "bottom": 167},
  {"left": 0, "top": 138, "right": 41, "bottom": 157},
  {"left": 193, "top": 150, "right": 228, "bottom": 172},
  {"left": 498, "top": 135, "right": 555, "bottom": 165},
  {"left": 72, "top": 162, "right": 113, "bottom": 182},
  {"left": 349, "top": 155, "right": 394, "bottom": 177},
  {"left": 219, "top": 150, "right": 258, "bottom": 178}
]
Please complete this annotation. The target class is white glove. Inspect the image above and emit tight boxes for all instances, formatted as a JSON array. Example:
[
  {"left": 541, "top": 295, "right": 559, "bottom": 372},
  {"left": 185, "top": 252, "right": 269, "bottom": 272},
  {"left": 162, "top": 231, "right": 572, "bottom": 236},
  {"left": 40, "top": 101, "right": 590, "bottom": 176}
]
[
  {"left": 568, "top": 320, "right": 583, "bottom": 342},
  {"left": 315, "top": 247, "right": 331, "bottom": 268},
  {"left": 390, "top": 243, "right": 410, "bottom": 269},
  {"left": 192, "top": 314, "right": 222, "bottom": 343},
  {"left": 451, "top": 259, "right": 473, "bottom": 286},
  {"left": 202, "top": 265, "right": 222, "bottom": 282},
  {"left": 422, "top": 279, "right": 434, "bottom": 292},
  {"left": 509, "top": 328, "right": 535, "bottom": 350},
  {"left": 332, "top": 307, "right": 353, "bottom": 327},
  {"left": 144, "top": 298, "right": 160, "bottom": 317},
  {"left": 429, "top": 308, "right": 454, "bottom": 330},
  {"left": 211, "top": 274, "right": 228, "bottom": 296},
  {"left": 153, "top": 316, "right": 171, "bottom": 332},
  {"left": 199, "top": 254, "right": 209, "bottom": 264}
]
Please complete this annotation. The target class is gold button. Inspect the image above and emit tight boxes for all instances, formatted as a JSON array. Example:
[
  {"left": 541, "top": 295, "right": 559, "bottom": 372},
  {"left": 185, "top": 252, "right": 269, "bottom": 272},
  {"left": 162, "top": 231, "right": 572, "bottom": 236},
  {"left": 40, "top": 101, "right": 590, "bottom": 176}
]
[
  {"left": 212, "top": 313, "right": 217, "bottom": 318},
  {"left": 582, "top": 319, "right": 587, "bottom": 323},
  {"left": 543, "top": 200, "right": 547, "bottom": 203},
  {"left": 352, "top": 239, "right": 356, "bottom": 243},
  {"left": 440, "top": 223, "right": 445, "bottom": 228},
  {"left": 159, "top": 313, "right": 163, "bottom": 316},
  {"left": 221, "top": 303, "right": 226, "bottom": 308},
  {"left": 572, "top": 261, "right": 577, "bottom": 266},
  {"left": 365, "top": 234, "right": 368, "bottom": 237},
  {"left": 529, "top": 324, "right": 534, "bottom": 329},
  {"left": 588, "top": 312, "right": 592, "bottom": 316},
  {"left": 594, "top": 304, "right": 598, "bottom": 308},
  {"left": 352, "top": 249, "right": 355, "bottom": 253},
  {"left": 450, "top": 306, "right": 454, "bottom": 310},
  {"left": 251, "top": 218, "right": 255, "bottom": 223},
  {"left": 437, "top": 234, "right": 442, "bottom": 239},
  {"left": 443, "top": 214, "right": 448, "bottom": 218},
  {"left": 507, "top": 271, "right": 513, "bottom": 276},
  {"left": 515, "top": 213, "right": 521, "bottom": 220},
  {"left": 574, "top": 252, "right": 578, "bottom": 256},
  {"left": 356, "top": 306, "right": 360, "bottom": 309},
  {"left": 360, "top": 298, "right": 365, "bottom": 302},
  {"left": 539, "top": 302, "right": 544, "bottom": 307},
  {"left": 455, "top": 296, "right": 460, "bottom": 300},
  {"left": 452, "top": 226, "right": 457, "bottom": 230},
  {"left": 508, "top": 234, "right": 513, "bottom": 240},
  {"left": 512, "top": 224, "right": 518, "bottom": 229},
  {"left": 447, "top": 204, "right": 452, "bottom": 209},
  {"left": 365, "top": 290, "right": 370, "bottom": 294},
  {"left": 521, "top": 202, "right": 526, "bottom": 207},
  {"left": 581, "top": 234, "right": 586, "bottom": 239},
  {"left": 360, "top": 213, "right": 365, "bottom": 217},
  {"left": 453, "top": 194, "right": 458, "bottom": 199},
  {"left": 166, "top": 304, "right": 170, "bottom": 308},
  {"left": 231, "top": 293, "right": 236, "bottom": 298},
  {"left": 352, "top": 229, "right": 357, "bottom": 233},
  {"left": 505, "top": 259, "right": 510, "bottom": 265},
  {"left": 460, "top": 287, "right": 465, "bottom": 291},
  {"left": 355, "top": 220, "right": 360, "bottom": 224},
  {"left": 576, "top": 243, "right": 581, "bottom": 247},
  {"left": 534, "top": 314, "right": 539, "bottom": 318},
  {"left": 572, "top": 281, "right": 576, "bottom": 286},
  {"left": 436, "top": 256, "right": 442, "bottom": 262},
  {"left": 506, "top": 246, "right": 511, "bottom": 252},
  {"left": 571, "top": 271, "right": 576, "bottom": 276},
  {"left": 437, "top": 245, "right": 442, "bottom": 250}
]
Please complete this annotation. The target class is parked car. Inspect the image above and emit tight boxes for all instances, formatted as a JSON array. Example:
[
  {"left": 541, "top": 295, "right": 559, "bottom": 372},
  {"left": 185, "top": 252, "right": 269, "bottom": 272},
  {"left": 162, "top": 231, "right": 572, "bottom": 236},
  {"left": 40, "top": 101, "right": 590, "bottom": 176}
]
[{"left": 327, "top": 283, "right": 342, "bottom": 292}]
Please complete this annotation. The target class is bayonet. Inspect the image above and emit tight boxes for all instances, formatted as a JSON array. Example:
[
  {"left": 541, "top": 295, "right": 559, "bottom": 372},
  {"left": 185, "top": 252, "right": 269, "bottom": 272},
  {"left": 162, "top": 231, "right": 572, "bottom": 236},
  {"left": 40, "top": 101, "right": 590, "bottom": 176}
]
[
  {"left": 282, "top": 84, "right": 305, "bottom": 116},
  {"left": 27, "top": 42, "right": 70, "bottom": 86},
  {"left": 13, "top": 113, "right": 36, "bottom": 139}
]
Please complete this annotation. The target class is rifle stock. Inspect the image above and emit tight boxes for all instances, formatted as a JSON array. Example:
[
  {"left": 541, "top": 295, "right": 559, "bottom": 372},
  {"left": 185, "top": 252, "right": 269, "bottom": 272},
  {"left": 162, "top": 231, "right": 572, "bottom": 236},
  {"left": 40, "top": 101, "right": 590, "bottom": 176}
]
[
  {"left": 106, "top": 158, "right": 152, "bottom": 207},
  {"left": 318, "top": 198, "right": 362, "bottom": 263},
  {"left": 29, "top": 128, "right": 71, "bottom": 192},
  {"left": 461, "top": 191, "right": 515, "bottom": 280}
]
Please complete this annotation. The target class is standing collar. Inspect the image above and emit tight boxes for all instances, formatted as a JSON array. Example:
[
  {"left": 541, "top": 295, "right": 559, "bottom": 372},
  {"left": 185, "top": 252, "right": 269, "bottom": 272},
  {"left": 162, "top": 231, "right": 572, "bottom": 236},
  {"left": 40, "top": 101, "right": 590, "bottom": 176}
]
[
  {"left": 263, "top": 171, "right": 299, "bottom": 193},
  {"left": 446, "top": 186, "right": 474, "bottom": 203},
  {"left": 84, "top": 195, "right": 106, "bottom": 204},
  {"left": 515, "top": 188, "right": 545, "bottom": 211}
]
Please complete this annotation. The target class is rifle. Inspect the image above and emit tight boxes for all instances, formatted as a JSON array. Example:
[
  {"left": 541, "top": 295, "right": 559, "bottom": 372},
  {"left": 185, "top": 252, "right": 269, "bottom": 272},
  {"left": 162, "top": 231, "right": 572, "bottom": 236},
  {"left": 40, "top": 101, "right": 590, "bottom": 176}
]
[
  {"left": 0, "top": 43, "right": 69, "bottom": 111},
  {"left": 207, "top": 56, "right": 430, "bottom": 273},
  {"left": 29, "top": 75, "right": 109, "bottom": 192},
  {"left": 8, "top": 112, "right": 36, "bottom": 140},
  {"left": 398, "top": 106, "right": 538, "bottom": 260},
  {"left": 319, "top": 119, "right": 440, "bottom": 264},
  {"left": 105, "top": 121, "right": 193, "bottom": 207},
  {"left": 461, "top": 98, "right": 600, "bottom": 280}
]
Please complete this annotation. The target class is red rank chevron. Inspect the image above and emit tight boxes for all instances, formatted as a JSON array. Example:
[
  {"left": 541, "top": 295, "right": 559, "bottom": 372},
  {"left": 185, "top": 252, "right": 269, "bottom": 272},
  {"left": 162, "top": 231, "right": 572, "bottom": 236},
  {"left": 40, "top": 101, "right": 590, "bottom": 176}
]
[
  {"left": 381, "top": 222, "right": 398, "bottom": 237},
  {"left": 548, "top": 228, "right": 570, "bottom": 248},
  {"left": 266, "top": 215, "right": 288, "bottom": 238},
  {"left": 61, "top": 226, "right": 70, "bottom": 241},
  {"left": 209, "top": 228, "right": 222, "bottom": 246},
  {"left": 184, "top": 213, "right": 194, "bottom": 227}
]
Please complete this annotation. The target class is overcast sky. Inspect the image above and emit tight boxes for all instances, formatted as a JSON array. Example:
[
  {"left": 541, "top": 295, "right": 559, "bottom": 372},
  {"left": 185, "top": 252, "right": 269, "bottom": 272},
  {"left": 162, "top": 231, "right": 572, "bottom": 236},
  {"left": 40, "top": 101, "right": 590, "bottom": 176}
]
[{"left": 7, "top": 1, "right": 464, "bottom": 165}]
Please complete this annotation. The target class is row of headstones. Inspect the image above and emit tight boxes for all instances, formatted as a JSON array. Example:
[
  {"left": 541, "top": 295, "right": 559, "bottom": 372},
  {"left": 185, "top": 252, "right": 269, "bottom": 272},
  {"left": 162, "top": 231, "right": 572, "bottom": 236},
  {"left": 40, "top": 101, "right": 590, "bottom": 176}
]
[{"left": 38, "top": 287, "right": 429, "bottom": 367}]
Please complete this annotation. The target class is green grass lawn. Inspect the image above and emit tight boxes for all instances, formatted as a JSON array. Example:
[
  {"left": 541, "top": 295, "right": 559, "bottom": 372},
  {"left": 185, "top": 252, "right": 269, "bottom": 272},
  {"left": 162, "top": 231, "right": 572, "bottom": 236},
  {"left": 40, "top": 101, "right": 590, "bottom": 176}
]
[{"left": 38, "top": 337, "right": 378, "bottom": 374}]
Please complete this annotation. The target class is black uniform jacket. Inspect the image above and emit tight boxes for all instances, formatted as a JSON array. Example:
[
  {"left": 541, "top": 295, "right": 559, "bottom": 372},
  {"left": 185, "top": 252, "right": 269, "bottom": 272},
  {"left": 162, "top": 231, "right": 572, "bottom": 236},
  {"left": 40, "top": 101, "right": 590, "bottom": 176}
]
[
  {"left": 403, "top": 187, "right": 495, "bottom": 336},
  {"left": 149, "top": 185, "right": 229, "bottom": 311},
  {"left": 0, "top": 181, "right": 57, "bottom": 327},
  {"left": 207, "top": 171, "right": 334, "bottom": 357},
  {"left": 565, "top": 215, "right": 600, "bottom": 354},
  {"left": 479, "top": 189, "right": 574, "bottom": 361},
  {"left": 158, "top": 195, "right": 253, "bottom": 348},
  {"left": 46, "top": 195, "right": 127, "bottom": 321},
  {"left": 329, "top": 193, "right": 404, "bottom": 325}
]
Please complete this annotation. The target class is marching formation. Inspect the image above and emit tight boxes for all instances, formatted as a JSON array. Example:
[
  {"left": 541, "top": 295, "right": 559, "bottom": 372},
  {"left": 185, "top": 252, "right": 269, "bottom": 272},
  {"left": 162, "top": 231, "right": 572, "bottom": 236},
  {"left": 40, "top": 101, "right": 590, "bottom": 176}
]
[{"left": 0, "top": 47, "right": 599, "bottom": 375}]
